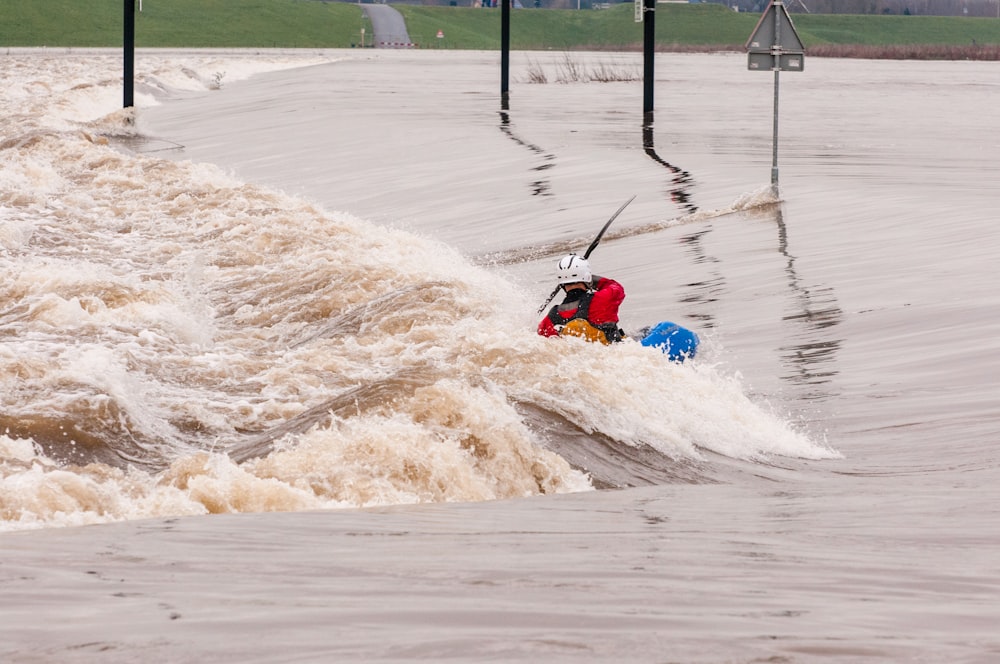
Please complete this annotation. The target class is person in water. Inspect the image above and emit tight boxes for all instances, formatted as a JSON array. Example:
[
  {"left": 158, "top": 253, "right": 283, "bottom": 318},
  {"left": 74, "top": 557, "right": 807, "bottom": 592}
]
[{"left": 537, "top": 254, "right": 626, "bottom": 345}]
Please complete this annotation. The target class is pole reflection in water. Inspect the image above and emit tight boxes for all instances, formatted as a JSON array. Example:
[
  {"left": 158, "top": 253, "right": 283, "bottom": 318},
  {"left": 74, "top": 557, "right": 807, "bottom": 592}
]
[
  {"left": 642, "top": 120, "right": 698, "bottom": 216},
  {"left": 676, "top": 228, "right": 724, "bottom": 332},
  {"left": 498, "top": 110, "right": 555, "bottom": 197},
  {"left": 773, "top": 205, "right": 844, "bottom": 397},
  {"left": 641, "top": 115, "right": 716, "bottom": 328}
]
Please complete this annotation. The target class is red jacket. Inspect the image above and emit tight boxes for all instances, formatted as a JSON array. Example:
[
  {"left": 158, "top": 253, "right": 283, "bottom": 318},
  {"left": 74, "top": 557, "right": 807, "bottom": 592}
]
[{"left": 537, "top": 276, "right": 625, "bottom": 338}]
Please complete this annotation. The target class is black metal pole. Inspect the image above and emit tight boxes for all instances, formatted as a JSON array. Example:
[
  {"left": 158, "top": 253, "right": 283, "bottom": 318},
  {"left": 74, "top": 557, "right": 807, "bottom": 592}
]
[
  {"left": 770, "top": 2, "right": 782, "bottom": 188},
  {"left": 124, "top": 0, "right": 135, "bottom": 109},
  {"left": 642, "top": 0, "right": 655, "bottom": 117},
  {"left": 501, "top": 0, "right": 511, "bottom": 109}
]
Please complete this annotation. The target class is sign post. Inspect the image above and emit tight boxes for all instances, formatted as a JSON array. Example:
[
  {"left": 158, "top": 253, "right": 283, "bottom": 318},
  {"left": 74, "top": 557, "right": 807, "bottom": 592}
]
[
  {"left": 639, "top": 0, "right": 655, "bottom": 117},
  {"left": 745, "top": 0, "right": 804, "bottom": 191},
  {"left": 124, "top": 0, "right": 135, "bottom": 109},
  {"left": 500, "top": 0, "right": 511, "bottom": 108}
]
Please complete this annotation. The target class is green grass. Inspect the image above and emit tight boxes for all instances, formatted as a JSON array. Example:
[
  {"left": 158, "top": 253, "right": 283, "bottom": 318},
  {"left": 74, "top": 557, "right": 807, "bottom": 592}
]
[
  {"left": 2, "top": 0, "right": 367, "bottom": 48},
  {"left": 792, "top": 13, "right": 1000, "bottom": 46},
  {"left": 397, "top": 4, "right": 762, "bottom": 50},
  {"left": 3, "top": 0, "right": 999, "bottom": 50}
]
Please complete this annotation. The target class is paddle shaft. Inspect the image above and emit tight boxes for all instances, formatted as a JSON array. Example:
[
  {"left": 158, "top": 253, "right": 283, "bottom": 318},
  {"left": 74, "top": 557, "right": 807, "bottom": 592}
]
[{"left": 536, "top": 195, "right": 636, "bottom": 315}]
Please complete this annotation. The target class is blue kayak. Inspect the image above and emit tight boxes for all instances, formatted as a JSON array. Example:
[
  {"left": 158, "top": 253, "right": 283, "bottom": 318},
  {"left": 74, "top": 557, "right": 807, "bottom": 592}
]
[{"left": 639, "top": 321, "right": 699, "bottom": 362}]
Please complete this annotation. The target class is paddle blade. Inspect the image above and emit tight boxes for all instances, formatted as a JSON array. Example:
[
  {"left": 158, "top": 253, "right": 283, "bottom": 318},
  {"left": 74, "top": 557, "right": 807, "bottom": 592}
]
[{"left": 583, "top": 195, "right": 636, "bottom": 259}]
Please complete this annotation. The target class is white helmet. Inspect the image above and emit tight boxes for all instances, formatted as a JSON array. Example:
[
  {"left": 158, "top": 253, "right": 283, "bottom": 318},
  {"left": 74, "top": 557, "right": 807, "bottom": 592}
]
[{"left": 555, "top": 254, "right": 592, "bottom": 285}]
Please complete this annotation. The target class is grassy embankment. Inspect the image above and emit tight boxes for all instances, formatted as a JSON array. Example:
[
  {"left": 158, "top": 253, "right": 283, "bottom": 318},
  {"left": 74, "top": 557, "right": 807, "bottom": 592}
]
[
  {"left": 2, "top": 0, "right": 367, "bottom": 48},
  {"left": 399, "top": 3, "right": 1000, "bottom": 57},
  {"left": 4, "top": 0, "right": 1000, "bottom": 58}
]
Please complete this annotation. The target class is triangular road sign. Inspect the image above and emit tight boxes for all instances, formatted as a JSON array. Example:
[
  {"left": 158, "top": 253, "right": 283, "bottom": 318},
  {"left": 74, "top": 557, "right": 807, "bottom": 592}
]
[{"left": 746, "top": 1, "right": 804, "bottom": 53}]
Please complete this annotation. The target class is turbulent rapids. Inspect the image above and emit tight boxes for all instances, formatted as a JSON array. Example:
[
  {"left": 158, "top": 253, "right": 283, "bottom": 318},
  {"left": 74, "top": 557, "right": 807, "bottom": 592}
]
[{"left": 0, "top": 51, "right": 837, "bottom": 531}]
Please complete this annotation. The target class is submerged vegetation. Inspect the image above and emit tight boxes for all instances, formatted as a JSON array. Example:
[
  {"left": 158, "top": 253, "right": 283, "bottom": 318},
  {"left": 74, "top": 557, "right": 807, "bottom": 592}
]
[
  {"left": 3, "top": 0, "right": 1000, "bottom": 59},
  {"left": 522, "top": 54, "right": 642, "bottom": 84}
]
